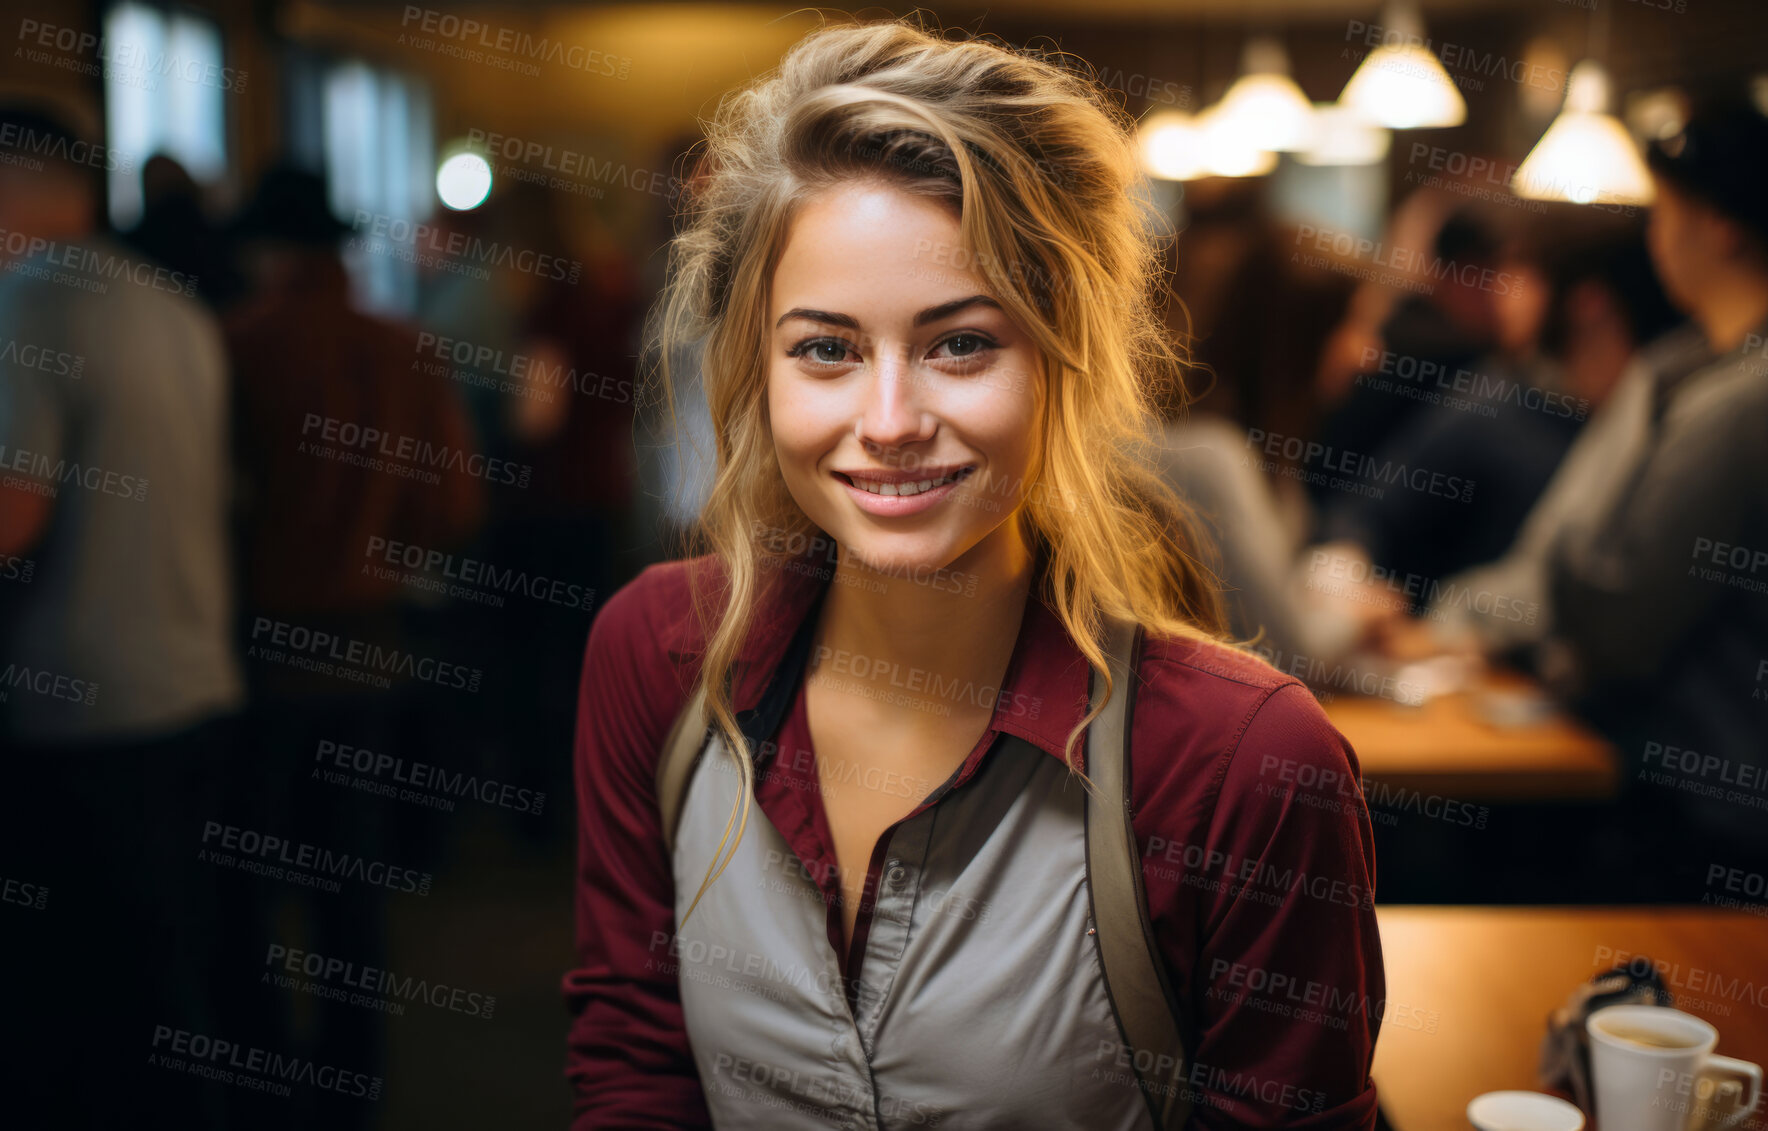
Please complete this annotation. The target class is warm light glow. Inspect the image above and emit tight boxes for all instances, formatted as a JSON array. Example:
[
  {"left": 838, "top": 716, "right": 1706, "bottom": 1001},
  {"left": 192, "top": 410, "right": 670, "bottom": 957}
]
[
  {"left": 1296, "top": 103, "right": 1391, "bottom": 166},
  {"left": 436, "top": 151, "right": 493, "bottom": 211},
  {"left": 1139, "top": 111, "right": 1207, "bottom": 181},
  {"left": 1214, "top": 37, "right": 1315, "bottom": 152},
  {"left": 1195, "top": 104, "right": 1279, "bottom": 178},
  {"left": 1337, "top": 4, "right": 1465, "bottom": 129},
  {"left": 1139, "top": 105, "right": 1278, "bottom": 180},
  {"left": 1216, "top": 74, "right": 1315, "bottom": 152},
  {"left": 1512, "top": 61, "right": 1655, "bottom": 206},
  {"left": 1339, "top": 44, "right": 1468, "bottom": 129}
]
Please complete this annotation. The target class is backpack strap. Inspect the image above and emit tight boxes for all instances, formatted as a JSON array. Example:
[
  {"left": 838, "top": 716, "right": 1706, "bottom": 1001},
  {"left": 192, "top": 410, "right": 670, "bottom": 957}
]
[
  {"left": 658, "top": 582, "right": 830, "bottom": 857},
  {"left": 1086, "top": 613, "right": 1192, "bottom": 1130},
  {"left": 657, "top": 677, "right": 708, "bottom": 859}
]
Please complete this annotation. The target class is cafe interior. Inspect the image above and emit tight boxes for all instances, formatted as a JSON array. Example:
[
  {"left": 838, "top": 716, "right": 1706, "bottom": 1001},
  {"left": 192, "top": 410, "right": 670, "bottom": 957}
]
[{"left": 1, "top": 0, "right": 1765, "bottom": 1127}]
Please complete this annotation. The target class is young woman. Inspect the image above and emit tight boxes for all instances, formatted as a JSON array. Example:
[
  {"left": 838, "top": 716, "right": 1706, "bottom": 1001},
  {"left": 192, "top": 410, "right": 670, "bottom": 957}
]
[{"left": 564, "top": 20, "right": 1383, "bottom": 1130}]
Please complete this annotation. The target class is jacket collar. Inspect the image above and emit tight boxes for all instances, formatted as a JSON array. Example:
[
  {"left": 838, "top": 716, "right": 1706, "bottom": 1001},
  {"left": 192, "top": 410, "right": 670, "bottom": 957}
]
[{"left": 727, "top": 548, "right": 1093, "bottom": 770}]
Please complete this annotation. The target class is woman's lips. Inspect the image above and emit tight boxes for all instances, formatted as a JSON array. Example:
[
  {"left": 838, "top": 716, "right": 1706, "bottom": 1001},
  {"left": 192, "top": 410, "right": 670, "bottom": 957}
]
[{"left": 834, "top": 466, "right": 974, "bottom": 517}]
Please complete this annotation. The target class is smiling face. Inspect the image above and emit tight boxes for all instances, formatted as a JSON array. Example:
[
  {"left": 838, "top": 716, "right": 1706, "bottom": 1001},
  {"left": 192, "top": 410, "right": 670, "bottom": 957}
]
[{"left": 765, "top": 180, "right": 1045, "bottom": 579}]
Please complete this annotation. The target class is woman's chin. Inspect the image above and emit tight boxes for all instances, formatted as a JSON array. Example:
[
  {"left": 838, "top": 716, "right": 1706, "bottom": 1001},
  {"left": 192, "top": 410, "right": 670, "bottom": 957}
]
[{"left": 836, "top": 536, "right": 958, "bottom": 581}]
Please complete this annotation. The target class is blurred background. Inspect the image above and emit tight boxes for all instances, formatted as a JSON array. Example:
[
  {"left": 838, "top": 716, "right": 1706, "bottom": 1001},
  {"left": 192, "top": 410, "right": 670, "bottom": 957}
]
[{"left": 1, "top": 0, "right": 1766, "bottom": 1127}]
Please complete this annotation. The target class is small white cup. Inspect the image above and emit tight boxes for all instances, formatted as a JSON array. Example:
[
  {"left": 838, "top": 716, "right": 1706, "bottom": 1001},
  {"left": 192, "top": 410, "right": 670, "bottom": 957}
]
[
  {"left": 1467, "top": 1090, "right": 1586, "bottom": 1130},
  {"left": 1587, "top": 1005, "right": 1763, "bottom": 1131}
]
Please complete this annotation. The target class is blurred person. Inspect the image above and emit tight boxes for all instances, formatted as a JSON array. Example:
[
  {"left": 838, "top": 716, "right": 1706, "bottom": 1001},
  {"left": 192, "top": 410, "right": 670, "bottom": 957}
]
[
  {"left": 1314, "top": 278, "right": 1393, "bottom": 409},
  {"left": 0, "top": 105, "right": 240, "bottom": 1127},
  {"left": 409, "top": 183, "right": 558, "bottom": 847},
  {"left": 564, "top": 20, "right": 1382, "bottom": 1130},
  {"left": 506, "top": 189, "right": 642, "bottom": 560},
  {"left": 483, "top": 182, "right": 644, "bottom": 847},
  {"left": 1324, "top": 230, "right": 1681, "bottom": 608},
  {"left": 122, "top": 153, "right": 246, "bottom": 311},
  {"left": 1155, "top": 267, "right": 1395, "bottom": 668},
  {"left": 1166, "top": 182, "right": 1283, "bottom": 417},
  {"left": 1537, "top": 93, "right": 1768, "bottom": 877},
  {"left": 1309, "top": 209, "right": 1505, "bottom": 517},
  {"left": 1306, "top": 182, "right": 1479, "bottom": 413},
  {"left": 415, "top": 188, "right": 534, "bottom": 461},
  {"left": 215, "top": 162, "right": 485, "bottom": 1129},
  {"left": 1395, "top": 232, "right": 1700, "bottom": 662},
  {"left": 225, "top": 164, "right": 485, "bottom": 672}
]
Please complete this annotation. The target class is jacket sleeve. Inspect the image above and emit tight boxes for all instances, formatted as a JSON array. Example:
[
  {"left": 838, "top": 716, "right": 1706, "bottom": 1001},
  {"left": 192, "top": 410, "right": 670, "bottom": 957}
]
[
  {"left": 562, "top": 570, "right": 712, "bottom": 1129},
  {"left": 1184, "top": 683, "right": 1386, "bottom": 1128}
]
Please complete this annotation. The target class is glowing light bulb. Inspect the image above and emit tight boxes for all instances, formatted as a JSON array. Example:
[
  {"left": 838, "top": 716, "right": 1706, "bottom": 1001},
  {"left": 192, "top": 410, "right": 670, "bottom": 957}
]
[{"left": 436, "top": 152, "right": 493, "bottom": 211}]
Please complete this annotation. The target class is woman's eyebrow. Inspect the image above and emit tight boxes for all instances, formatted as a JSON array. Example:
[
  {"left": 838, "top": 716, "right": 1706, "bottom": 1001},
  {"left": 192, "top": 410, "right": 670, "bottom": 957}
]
[
  {"left": 776, "top": 308, "right": 860, "bottom": 330},
  {"left": 912, "top": 294, "right": 1002, "bottom": 326},
  {"left": 774, "top": 294, "right": 1002, "bottom": 331}
]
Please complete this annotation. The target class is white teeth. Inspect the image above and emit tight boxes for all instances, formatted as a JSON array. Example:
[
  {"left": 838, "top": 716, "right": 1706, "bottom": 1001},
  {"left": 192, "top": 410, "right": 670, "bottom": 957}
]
[{"left": 848, "top": 470, "right": 964, "bottom": 496}]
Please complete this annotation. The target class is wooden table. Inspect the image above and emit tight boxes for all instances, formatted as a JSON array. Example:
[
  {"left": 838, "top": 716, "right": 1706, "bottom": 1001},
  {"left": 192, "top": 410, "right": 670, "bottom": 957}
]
[
  {"left": 1324, "top": 671, "right": 1619, "bottom": 801},
  {"left": 1374, "top": 907, "right": 1768, "bottom": 1131}
]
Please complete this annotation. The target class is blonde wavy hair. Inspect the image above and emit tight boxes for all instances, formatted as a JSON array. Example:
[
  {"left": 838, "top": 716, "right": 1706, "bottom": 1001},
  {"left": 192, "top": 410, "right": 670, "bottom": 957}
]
[{"left": 649, "top": 16, "right": 1229, "bottom": 922}]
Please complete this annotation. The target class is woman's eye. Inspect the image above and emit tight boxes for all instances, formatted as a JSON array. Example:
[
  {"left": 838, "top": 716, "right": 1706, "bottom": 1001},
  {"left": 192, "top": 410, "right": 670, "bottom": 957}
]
[
  {"left": 932, "top": 333, "right": 997, "bottom": 361},
  {"left": 788, "top": 338, "right": 854, "bottom": 365}
]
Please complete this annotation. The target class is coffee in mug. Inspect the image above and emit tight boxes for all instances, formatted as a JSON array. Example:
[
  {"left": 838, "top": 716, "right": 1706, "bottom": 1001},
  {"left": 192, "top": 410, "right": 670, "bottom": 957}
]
[
  {"left": 1586, "top": 1005, "right": 1763, "bottom": 1131},
  {"left": 1601, "top": 1025, "right": 1705, "bottom": 1052}
]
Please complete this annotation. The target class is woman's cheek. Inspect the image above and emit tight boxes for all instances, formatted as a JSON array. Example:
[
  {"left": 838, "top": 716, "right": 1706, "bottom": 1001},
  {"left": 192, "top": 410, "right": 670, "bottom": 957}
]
[
  {"left": 974, "top": 354, "right": 1043, "bottom": 460},
  {"left": 768, "top": 390, "right": 840, "bottom": 511}
]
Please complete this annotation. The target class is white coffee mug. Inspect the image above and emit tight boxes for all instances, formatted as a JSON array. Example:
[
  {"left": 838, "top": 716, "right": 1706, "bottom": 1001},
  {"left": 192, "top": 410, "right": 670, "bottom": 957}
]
[{"left": 1587, "top": 1005, "right": 1763, "bottom": 1131}]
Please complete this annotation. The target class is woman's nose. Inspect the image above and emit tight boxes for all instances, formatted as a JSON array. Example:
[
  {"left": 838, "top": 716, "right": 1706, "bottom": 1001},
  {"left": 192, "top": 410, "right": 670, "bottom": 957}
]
[{"left": 855, "top": 347, "right": 935, "bottom": 449}]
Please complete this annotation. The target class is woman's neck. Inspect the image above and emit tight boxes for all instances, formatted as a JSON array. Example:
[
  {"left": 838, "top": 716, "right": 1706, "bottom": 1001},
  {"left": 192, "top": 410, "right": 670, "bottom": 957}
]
[{"left": 811, "top": 523, "right": 1038, "bottom": 716}]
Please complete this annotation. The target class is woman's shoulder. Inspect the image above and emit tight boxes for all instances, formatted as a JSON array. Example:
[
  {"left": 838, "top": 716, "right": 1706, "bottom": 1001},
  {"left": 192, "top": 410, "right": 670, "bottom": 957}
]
[
  {"left": 576, "top": 556, "right": 732, "bottom": 783},
  {"left": 588, "top": 554, "right": 726, "bottom": 691},
  {"left": 1137, "top": 628, "right": 1304, "bottom": 707},
  {"left": 1132, "top": 629, "right": 1356, "bottom": 784}
]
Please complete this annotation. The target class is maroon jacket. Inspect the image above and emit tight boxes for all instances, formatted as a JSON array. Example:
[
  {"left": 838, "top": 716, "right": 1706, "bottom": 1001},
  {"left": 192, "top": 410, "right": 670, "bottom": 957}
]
[{"left": 564, "top": 552, "right": 1385, "bottom": 1128}]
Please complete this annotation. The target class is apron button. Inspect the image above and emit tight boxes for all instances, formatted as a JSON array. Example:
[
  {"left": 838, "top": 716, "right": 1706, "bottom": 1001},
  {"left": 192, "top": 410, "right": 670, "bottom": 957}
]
[{"left": 884, "top": 860, "right": 907, "bottom": 888}]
